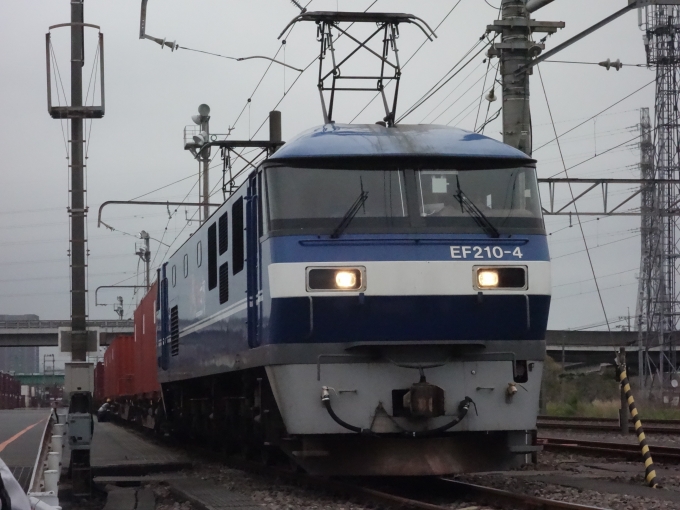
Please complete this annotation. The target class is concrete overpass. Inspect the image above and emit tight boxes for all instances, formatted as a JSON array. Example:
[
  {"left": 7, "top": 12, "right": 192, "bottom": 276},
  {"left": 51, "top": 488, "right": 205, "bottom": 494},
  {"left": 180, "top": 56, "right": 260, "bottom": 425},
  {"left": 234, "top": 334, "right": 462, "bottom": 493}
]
[
  {"left": 0, "top": 320, "right": 133, "bottom": 348},
  {"left": 544, "top": 330, "right": 669, "bottom": 371},
  {"left": 0, "top": 323, "right": 644, "bottom": 357}
]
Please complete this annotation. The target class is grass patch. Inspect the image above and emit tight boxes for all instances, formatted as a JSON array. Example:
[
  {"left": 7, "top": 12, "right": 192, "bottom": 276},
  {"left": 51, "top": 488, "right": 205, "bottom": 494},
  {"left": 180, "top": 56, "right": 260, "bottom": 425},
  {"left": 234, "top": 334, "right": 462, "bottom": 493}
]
[{"left": 541, "top": 357, "right": 680, "bottom": 420}]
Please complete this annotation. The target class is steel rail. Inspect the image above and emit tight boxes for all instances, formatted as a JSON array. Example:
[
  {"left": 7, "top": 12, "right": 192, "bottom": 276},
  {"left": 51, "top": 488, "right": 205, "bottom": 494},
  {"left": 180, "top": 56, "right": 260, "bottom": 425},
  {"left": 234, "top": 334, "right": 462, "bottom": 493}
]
[
  {"left": 538, "top": 421, "right": 680, "bottom": 434},
  {"left": 539, "top": 437, "right": 680, "bottom": 463},
  {"left": 110, "top": 420, "right": 610, "bottom": 510},
  {"left": 539, "top": 415, "right": 680, "bottom": 426},
  {"left": 220, "top": 458, "right": 610, "bottom": 510},
  {"left": 437, "top": 478, "right": 609, "bottom": 510}
]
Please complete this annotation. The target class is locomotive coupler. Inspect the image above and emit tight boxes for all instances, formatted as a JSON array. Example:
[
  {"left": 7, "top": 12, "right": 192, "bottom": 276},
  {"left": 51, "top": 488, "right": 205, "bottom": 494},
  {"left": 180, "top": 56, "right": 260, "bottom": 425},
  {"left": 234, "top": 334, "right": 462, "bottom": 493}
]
[{"left": 403, "top": 380, "right": 446, "bottom": 419}]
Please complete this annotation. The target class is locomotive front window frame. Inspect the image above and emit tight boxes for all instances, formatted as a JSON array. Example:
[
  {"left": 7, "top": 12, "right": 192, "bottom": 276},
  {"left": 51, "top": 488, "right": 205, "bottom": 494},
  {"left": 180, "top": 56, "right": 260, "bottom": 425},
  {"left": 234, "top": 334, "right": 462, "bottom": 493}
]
[
  {"left": 263, "top": 163, "right": 545, "bottom": 236},
  {"left": 416, "top": 167, "right": 543, "bottom": 233}
]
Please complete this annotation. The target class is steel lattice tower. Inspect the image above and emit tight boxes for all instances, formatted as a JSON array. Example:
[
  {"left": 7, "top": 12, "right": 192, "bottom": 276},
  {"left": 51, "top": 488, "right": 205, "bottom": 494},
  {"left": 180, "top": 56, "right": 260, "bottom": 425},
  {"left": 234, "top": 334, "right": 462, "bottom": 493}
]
[{"left": 637, "top": 5, "right": 680, "bottom": 390}]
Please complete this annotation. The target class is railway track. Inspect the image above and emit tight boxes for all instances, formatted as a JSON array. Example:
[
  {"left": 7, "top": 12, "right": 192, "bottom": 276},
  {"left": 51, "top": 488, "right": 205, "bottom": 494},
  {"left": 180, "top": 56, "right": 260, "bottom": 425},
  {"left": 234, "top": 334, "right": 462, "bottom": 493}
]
[
  {"left": 537, "top": 415, "right": 680, "bottom": 434},
  {"left": 539, "top": 436, "right": 680, "bottom": 462},
  {"left": 216, "top": 454, "right": 610, "bottom": 510},
  {"left": 115, "top": 421, "right": 613, "bottom": 510}
]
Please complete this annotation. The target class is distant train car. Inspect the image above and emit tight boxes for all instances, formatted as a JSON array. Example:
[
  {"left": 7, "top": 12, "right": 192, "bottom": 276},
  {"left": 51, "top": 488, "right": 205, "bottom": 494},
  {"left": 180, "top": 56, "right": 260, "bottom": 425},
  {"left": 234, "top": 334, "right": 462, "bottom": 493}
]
[
  {"left": 0, "top": 372, "right": 22, "bottom": 409},
  {"left": 153, "top": 123, "right": 551, "bottom": 476},
  {"left": 101, "top": 283, "right": 161, "bottom": 428}
]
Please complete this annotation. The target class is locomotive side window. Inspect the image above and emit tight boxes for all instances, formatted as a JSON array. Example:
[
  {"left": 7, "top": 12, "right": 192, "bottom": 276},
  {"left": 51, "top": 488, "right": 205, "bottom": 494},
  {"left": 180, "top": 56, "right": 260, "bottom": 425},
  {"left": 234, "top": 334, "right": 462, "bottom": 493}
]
[
  {"left": 416, "top": 168, "right": 542, "bottom": 232},
  {"left": 170, "top": 305, "right": 179, "bottom": 356},
  {"left": 219, "top": 262, "right": 229, "bottom": 304},
  {"left": 219, "top": 212, "right": 229, "bottom": 255},
  {"left": 208, "top": 222, "right": 217, "bottom": 291},
  {"left": 232, "top": 197, "right": 244, "bottom": 275},
  {"left": 266, "top": 167, "right": 407, "bottom": 232}
]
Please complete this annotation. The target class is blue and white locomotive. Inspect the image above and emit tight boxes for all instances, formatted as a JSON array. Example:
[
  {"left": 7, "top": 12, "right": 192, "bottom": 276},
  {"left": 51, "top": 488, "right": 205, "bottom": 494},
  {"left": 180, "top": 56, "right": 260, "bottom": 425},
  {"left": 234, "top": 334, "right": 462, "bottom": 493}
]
[{"left": 156, "top": 123, "right": 551, "bottom": 476}]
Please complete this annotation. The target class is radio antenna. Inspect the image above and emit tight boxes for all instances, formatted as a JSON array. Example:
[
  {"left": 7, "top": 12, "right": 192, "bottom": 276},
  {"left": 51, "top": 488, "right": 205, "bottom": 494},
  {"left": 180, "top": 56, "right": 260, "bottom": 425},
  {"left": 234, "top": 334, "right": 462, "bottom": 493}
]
[{"left": 290, "top": 0, "right": 307, "bottom": 13}]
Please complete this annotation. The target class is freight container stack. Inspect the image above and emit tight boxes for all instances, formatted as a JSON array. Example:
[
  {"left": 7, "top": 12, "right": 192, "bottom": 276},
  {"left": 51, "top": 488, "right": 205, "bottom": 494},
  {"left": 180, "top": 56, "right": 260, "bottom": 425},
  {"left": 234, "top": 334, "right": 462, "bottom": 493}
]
[
  {"left": 102, "top": 282, "right": 161, "bottom": 428},
  {"left": 103, "top": 334, "right": 134, "bottom": 417}
]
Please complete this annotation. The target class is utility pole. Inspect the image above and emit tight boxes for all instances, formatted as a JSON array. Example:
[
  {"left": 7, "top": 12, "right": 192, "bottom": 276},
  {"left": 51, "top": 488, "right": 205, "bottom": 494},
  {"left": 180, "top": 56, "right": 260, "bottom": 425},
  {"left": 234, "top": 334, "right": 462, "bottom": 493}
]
[
  {"left": 70, "top": 0, "right": 87, "bottom": 362},
  {"left": 136, "top": 230, "right": 151, "bottom": 291},
  {"left": 488, "top": 1, "right": 563, "bottom": 155},
  {"left": 46, "top": 1, "right": 105, "bottom": 497},
  {"left": 185, "top": 104, "right": 211, "bottom": 224}
]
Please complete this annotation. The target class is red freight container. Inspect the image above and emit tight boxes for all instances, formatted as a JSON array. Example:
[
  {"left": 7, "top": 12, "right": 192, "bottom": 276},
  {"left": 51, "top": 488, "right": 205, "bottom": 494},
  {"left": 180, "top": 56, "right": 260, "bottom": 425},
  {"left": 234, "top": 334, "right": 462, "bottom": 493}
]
[
  {"left": 94, "top": 362, "right": 105, "bottom": 403},
  {"left": 133, "top": 282, "right": 161, "bottom": 396},
  {"left": 103, "top": 335, "right": 135, "bottom": 398}
]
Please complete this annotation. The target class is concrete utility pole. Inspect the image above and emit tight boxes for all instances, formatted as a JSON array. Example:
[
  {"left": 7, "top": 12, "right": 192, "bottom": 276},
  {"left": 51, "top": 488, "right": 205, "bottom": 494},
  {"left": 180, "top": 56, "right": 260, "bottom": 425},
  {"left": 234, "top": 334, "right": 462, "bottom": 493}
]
[
  {"left": 488, "top": 1, "right": 563, "bottom": 155},
  {"left": 46, "top": 1, "right": 105, "bottom": 496},
  {"left": 70, "top": 0, "right": 87, "bottom": 361}
]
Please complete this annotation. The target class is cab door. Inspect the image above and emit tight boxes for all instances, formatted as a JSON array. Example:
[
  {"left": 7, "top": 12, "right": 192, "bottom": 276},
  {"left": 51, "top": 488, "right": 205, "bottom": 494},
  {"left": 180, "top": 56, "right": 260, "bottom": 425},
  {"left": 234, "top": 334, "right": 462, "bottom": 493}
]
[
  {"left": 158, "top": 263, "right": 170, "bottom": 370},
  {"left": 246, "top": 174, "right": 261, "bottom": 348}
]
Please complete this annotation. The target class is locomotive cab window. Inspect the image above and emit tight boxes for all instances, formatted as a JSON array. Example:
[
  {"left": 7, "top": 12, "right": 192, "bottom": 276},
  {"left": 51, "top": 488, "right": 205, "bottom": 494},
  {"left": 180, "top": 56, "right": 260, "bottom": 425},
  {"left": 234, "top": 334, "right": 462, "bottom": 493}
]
[
  {"left": 266, "top": 166, "right": 407, "bottom": 233},
  {"left": 416, "top": 168, "right": 542, "bottom": 232}
]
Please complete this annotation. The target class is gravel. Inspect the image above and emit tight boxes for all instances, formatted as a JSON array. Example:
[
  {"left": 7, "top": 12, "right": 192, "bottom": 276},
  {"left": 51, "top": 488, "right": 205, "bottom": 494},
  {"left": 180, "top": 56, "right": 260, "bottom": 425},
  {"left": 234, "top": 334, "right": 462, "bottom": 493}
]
[
  {"left": 456, "top": 472, "right": 680, "bottom": 510},
  {"left": 148, "top": 462, "right": 375, "bottom": 510}
]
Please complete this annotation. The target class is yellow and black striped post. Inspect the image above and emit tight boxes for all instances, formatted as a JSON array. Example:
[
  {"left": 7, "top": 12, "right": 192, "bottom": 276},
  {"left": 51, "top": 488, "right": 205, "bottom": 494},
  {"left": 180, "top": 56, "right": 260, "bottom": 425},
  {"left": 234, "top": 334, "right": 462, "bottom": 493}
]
[{"left": 616, "top": 362, "right": 659, "bottom": 488}]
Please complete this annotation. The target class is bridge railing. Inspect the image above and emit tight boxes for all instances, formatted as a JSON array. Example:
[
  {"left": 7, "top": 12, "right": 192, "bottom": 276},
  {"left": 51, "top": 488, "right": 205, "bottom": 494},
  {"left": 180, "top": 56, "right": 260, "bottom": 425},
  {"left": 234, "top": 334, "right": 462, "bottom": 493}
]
[{"left": 0, "top": 320, "right": 132, "bottom": 329}]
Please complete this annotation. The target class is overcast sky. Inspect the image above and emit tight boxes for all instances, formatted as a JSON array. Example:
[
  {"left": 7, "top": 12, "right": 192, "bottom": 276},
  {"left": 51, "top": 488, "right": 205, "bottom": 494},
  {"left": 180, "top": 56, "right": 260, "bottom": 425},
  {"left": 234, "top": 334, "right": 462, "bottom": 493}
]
[{"left": 0, "top": 0, "right": 655, "bottom": 337}]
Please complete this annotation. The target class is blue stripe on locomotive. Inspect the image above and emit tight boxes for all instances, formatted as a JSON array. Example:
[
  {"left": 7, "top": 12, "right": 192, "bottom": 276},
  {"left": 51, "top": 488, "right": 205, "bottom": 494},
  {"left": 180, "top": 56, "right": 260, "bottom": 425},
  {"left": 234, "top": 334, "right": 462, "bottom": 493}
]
[
  {"left": 266, "top": 233, "right": 550, "bottom": 263},
  {"left": 158, "top": 228, "right": 550, "bottom": 380}
]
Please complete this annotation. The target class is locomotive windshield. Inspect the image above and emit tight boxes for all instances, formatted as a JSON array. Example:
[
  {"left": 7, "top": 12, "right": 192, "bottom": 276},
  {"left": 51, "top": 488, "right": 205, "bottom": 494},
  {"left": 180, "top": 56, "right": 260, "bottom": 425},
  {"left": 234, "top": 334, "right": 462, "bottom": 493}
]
[
  {"left": 416, "top": 168, "right": 542, "bottom": 231},
  {"left": 265, "top": 165, "right": 543, "bottom": 235},
  {"left": 267, "top": 167, "right": 409, "bottom": 231}
]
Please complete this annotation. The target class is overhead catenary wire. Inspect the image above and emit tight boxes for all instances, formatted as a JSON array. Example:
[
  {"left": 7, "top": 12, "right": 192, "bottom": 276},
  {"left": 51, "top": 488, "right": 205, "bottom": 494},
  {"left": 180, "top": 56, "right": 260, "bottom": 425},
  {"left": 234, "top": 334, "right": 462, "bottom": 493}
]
[
  {"left": 547, "top": 131, "right": 649, "bottom": 179},
  {"left": 553, "top": 267, "right": 638, "bottom": 288},
  {"left": 553, "top": 281, "right": 638, "bottom": 301},
  {"left": 248, "top": 0, "right": 382, "bottom": 140},
  {"left": 176, "top": 46, "right": 303, "bottom": 72},
  {"left": 537, "top": 64, "right": 612, "bottom": 332},
  {"left": 542, "top": 59, "right": 646, "bottom": 68},
  {"left": 423, "top": 61, "right": 495, "bottom": 124},
  {"left": 397, "top": 34, "right": 494, "bottom": 124},
  {"left": 550, "top": 234, "right": 639, "bottom": 260},
  {"left": 350, "top": 0, "right": 465, "bottom": 123},
  {"left": 534, "top": 79, "right": 655, "bottom": 152}
]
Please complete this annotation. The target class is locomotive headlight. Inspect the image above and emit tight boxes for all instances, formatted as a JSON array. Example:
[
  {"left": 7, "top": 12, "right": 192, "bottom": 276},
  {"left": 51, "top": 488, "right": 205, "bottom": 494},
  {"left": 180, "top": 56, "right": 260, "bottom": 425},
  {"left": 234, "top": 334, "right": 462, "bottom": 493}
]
[
  {"left": 335, "top": 271, "right": 357, "bottom": 289},
  {"left": 474, "top": 266, "right": 528, "bottom": 290},
  {"left": 477, "top": 270, "right": 499, "bottom": 288},
  {"left": 307, "top": 267, "right": 365, "bottom": 291}
]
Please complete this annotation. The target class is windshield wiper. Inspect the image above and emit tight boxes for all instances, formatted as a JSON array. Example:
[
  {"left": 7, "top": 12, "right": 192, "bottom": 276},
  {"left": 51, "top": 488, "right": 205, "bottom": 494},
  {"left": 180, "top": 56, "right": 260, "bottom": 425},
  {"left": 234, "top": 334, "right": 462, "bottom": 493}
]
[
  {"left": 453, "top": 178, "right": 500, "bottom": 239},
  {"left": 330, "top": 179, "right": 369, "bottom": 239}
]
